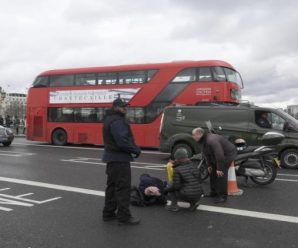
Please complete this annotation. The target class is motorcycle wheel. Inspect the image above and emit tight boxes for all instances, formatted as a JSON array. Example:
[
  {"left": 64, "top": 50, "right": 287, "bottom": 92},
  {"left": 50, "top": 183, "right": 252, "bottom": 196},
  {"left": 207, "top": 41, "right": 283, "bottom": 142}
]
[{"left": 250, "top": 161, "right": 277, "bottom": 185}]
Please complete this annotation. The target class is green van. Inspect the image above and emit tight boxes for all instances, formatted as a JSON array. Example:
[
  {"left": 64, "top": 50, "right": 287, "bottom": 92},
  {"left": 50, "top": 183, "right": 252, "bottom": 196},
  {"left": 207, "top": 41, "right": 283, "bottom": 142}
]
[{"left": 159, "top": 104, "right": 298, "bottom": 169}]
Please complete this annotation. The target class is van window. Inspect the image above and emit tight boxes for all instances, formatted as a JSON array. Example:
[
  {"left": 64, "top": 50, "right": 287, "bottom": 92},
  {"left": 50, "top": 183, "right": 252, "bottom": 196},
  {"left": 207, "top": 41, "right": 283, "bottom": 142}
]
[
  {"left": 255, "top": 111, "right": 272, "bottom": 129},
  {"left": 271, "top": 113, "right": 286, "bottom": 131}
]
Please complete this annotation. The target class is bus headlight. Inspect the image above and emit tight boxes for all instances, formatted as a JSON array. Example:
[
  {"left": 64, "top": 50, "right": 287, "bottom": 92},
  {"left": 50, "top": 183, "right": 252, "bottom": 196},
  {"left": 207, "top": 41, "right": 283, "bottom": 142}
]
[{"left": 231, "top": 89, "right": 241, "bottom": 100}]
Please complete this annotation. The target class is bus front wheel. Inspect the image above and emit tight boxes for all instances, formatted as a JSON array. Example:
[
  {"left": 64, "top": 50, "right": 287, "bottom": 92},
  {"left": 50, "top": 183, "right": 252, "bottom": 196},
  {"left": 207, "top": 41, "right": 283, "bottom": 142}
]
[{"left": 52, "top": 129, "right": 67, "bottom": 146}]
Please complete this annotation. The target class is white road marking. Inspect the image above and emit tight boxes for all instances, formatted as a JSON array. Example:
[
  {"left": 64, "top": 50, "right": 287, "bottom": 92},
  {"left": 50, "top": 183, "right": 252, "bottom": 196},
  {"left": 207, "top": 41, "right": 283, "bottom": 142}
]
[
  {"left": 197, "top": 205, "right": 298, "bottom": 224},
  {"left": 276, "top": 179, "right": 298, "bottom": 182},
  {"left": 61, "top": 158, "right": 166, "bottom": 171},
  {"left": 278, "top": 173, "right": 298, "bottom": 177},
  {"left": 0, "top": 176, "right": 298, "bottom": 224},
  {"left": 13, "top": 142, "right": 169, "bottom": 155},
  {"left": 0, "top": 176, "right": 104, "bottom": 196},
  {"left": 0, "top": 151, "right": 36, "bottom": 157},
  {"left": 0, "top": 188, "right": 10, "bottom": 191},
  {"left": 0, "top": 206, "right": 13, "bottom": 212}
]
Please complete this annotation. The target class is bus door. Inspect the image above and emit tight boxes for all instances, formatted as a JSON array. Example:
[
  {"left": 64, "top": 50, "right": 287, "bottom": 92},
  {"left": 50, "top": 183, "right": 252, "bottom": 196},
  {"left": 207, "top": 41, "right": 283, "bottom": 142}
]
[{"left": 29, "top": 107, "right": 47, "bottom": 139}]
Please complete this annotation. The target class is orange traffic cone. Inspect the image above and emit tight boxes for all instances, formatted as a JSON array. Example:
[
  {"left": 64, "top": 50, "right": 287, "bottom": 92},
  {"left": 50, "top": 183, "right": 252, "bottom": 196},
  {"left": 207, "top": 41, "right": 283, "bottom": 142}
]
[{"left": 227, "top": 161, "right": 243, "bottom": 196}]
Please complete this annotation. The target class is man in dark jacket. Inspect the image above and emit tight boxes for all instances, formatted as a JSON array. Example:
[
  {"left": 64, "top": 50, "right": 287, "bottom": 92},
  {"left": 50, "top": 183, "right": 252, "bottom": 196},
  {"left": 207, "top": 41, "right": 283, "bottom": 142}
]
[
  {"left": 192, "top": 127, "right": 237, "bottom": 203},
  {"left": 256, "top": 112, "right": 272, "bottom": 128},
  {"left": 102, "top": 98, "right": 141, "bottom": 225},
  {"left": 164, "top": 148, "right": 203, "bottom": 212}
]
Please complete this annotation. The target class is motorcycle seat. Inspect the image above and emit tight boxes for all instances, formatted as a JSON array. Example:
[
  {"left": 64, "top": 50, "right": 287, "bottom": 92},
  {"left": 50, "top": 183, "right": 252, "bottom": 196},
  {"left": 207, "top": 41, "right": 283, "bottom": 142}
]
[
  {"left": 235, "top": 152, "right": 261, "bottom": 161},
  {"left": 237, "top": 159, "right": 262, "bottom": 169}
]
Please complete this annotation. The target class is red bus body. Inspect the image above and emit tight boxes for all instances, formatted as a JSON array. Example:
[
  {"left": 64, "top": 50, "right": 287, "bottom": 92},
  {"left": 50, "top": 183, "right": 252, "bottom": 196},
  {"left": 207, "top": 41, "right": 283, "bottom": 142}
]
[{"left": 26, "top": 60, "right": 243, "bottom": 147}]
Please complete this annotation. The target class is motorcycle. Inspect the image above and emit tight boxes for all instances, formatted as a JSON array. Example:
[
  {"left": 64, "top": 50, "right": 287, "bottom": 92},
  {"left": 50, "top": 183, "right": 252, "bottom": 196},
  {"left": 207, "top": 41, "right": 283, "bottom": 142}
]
[
  {"left": 233, "top": 133, "right": 282, "bottom": 185},
  {"left": 192, "top": 129, "right": 284, "bottom": 185}
]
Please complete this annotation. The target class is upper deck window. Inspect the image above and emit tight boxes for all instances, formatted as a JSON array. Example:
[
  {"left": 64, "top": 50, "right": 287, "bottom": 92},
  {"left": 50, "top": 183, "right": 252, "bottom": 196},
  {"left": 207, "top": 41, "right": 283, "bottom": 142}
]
[
  {"left": 33, "top": 76, "right": 49, "bottom": 87},
  {"left": 50, "top": 75, "right": 75, "bottom": 87},
  {"left": 34, "top": 69, "right": 158, "bottom": 87},
  {"left": 224, "top": 68, "right": 243, "bottom": 87},
  {"left": 98, "top": 72, "right": 118, "bottom": 85},
  {"left": 212, "top": 67, "right": 226, "bottom": 81},
  {"left": 171, "top": 68, "right": 196, "bottom": 83},
  {"left": 119, "top": 71, "right": 147, "bottom": 84},
  {"left": 75, "top": 73, "right": 97, "bottom": 86},
  {"left": 198, "top": 67, "right": 212, "bottom": 81}
]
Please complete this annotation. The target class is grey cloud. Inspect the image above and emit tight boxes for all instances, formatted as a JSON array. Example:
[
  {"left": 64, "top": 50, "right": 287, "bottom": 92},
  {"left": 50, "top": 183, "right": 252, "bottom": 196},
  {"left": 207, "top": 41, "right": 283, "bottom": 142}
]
[{"left": 0, "top": 0, "right": 298, "bottom": 109}]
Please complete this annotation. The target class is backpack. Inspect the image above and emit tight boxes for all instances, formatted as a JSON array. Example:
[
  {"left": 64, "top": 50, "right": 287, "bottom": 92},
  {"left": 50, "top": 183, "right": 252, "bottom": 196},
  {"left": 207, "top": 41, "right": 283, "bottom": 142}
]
[{"left": 130, "top": 186, "right": 146, "bottom": 207}]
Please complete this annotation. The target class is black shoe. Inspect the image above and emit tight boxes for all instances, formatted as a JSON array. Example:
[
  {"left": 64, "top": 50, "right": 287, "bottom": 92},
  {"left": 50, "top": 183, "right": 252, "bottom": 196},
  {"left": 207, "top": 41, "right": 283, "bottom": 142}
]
[
  {"left": 118, "top": 217, "right": 140, "bottom": 225},
  {"left": 214, "top": 196, "right": 227, "bottom": 204},
  {"left": 165, "top": 204, "right": 180, "bottom": 212},
  {"left": 204, "top": 192, "right": 218, "bottom": 198},
  {"left": 189, "top": 201, "right": 200, "bottom": 211},
  {"left": 102, "top": 215, "right": 117, "bottom": 222}
]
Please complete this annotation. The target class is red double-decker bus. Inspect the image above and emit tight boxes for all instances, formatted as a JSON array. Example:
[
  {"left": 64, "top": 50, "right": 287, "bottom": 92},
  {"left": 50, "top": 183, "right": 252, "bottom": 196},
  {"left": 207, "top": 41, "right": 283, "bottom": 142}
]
[{"left": 26, "top": 60, "right": 243, "bottom": 147}]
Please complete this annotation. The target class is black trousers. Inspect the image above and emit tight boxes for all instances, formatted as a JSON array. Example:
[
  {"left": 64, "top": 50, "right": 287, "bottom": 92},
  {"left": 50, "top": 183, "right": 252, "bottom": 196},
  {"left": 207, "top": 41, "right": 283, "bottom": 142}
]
[
  {"left": 210, "top": 161, "right": 231, "bottom": 198},
  {"left": 102, "top": 162, "right": 131, "bottom": 221}
]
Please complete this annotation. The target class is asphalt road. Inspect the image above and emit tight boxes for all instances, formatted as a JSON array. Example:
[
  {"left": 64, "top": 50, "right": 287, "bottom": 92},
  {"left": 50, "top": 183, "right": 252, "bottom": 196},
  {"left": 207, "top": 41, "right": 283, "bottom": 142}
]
[{"left": 1, "top": 137, "right": 298, "bottom": 248}]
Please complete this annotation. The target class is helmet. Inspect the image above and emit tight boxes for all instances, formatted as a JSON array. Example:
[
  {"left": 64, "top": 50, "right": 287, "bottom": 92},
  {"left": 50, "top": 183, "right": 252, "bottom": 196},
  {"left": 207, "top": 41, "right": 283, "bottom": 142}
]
[{"left": 234, "top": 138, "right": 247, "bottom": 151}]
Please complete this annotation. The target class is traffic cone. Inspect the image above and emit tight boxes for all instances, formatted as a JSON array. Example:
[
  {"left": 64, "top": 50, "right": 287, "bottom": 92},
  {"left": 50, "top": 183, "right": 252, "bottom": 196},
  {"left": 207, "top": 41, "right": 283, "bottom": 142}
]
[{"left": 227, "top": 161, "right": 243, "bottom": 196}]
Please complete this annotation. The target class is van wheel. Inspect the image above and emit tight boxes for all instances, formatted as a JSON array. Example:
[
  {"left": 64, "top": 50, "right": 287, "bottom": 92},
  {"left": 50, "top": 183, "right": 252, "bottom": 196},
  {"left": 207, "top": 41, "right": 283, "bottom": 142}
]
[
  {"left": 52, "top": 129, "right": 67, "bottom": 146},
  {"left": 281, "top": 149, "right": 298, "bottom": 169},
  {"left": 172, "top": 143, "right": 193, "bottom": 159},
  {"left": 2, "top": 141, "right": 11, "bottom": 147}
]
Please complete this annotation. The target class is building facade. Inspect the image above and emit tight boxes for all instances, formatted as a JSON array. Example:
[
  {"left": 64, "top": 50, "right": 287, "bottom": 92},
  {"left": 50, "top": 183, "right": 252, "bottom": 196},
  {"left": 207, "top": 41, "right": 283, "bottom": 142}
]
[
  {"left": 0, "top": 87, "right": 27, "bottom": 122},
  {"left": 287, "top": 105, "right": 298, "bottom": 119}
]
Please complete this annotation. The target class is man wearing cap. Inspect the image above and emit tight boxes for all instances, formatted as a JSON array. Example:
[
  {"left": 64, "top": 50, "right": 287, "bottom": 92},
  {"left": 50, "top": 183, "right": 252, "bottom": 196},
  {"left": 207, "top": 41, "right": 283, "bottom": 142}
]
[
  {"left": 192, "top": 127, "right": 237, "bottom": 203},
  {"left": 102, "top": 98, "right": 141, "bottom": 225},
  {"left": 163, "top": 148, "right": 203, "bottom": 212}
]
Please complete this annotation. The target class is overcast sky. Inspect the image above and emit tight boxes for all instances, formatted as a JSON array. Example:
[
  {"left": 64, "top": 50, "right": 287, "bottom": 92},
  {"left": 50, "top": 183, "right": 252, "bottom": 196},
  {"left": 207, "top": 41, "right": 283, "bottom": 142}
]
[{"left": 0, "top": 0, "right": 297, "bottom": 108}]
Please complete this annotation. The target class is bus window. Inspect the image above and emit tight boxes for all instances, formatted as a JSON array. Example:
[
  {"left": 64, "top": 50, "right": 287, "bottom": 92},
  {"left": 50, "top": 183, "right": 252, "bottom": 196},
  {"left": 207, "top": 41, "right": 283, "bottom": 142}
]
[
  {"left": 74, "top": 108, "right": 98, "bottom": 122},
  {"left": 127, "top": 107, "right": 145, "bottom": 123},
  {"left": 224, "top": 68, "right": 242, "bottom": 87},
  {"left": 212, "top": 67, "right": 226, "bottom": 81},
  {"left": 147, "top": 70, "right": 158, "bottom": 81},
  {"left": 50, "top": 75, "right": 75, "bottom": 87},
  {"left": 198, "top": 67, "right": 212, "bottom": 81},
  {"left": 48, "top": 107, "right": 74, "bottom": 122},
  {"left": 33, "top": 76, "right": 49, "bottom": 87},
  {"left": 119, "top": 71, "right": 147, "bottom": 84},
  {"left": 145, "top": 102, "right": 168, "bottom": 123},
  {"left": 171, "top": 68, "right": 196, "bottom": 83},
  {"left": 155, "top": 84, "right": 187, "bottom": 102},
  {"left": 75, "top": 73, "right": 97, "bottom": 86},
  {"left": 98, "top": 72, "right": 117, "bottom": 85}
]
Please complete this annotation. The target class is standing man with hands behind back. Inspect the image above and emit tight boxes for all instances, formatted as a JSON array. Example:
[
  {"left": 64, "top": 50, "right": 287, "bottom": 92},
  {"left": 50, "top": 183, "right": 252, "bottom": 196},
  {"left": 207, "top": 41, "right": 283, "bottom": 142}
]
[{"left": 102, "top": 98, "right": 141, "bottom": 225}]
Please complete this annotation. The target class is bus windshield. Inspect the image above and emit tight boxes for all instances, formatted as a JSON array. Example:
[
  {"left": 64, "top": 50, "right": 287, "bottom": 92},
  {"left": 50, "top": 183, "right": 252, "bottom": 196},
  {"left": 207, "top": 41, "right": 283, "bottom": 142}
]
[{"left": 224, "top": 68, "right": 243, "bottom": 88}]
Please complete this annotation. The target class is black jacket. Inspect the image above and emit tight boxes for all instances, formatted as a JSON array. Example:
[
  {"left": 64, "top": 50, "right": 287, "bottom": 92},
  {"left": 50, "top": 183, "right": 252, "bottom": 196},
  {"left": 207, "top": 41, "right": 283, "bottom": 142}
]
[
  {"left": 102, "top": 110, "right": 141, "bottom": 162},
  {"left": 200, "top": 133, "right": 237, "bottom": 171},
  {"left": 165, "top": 160, "right": 203, "bottom": 199}
]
